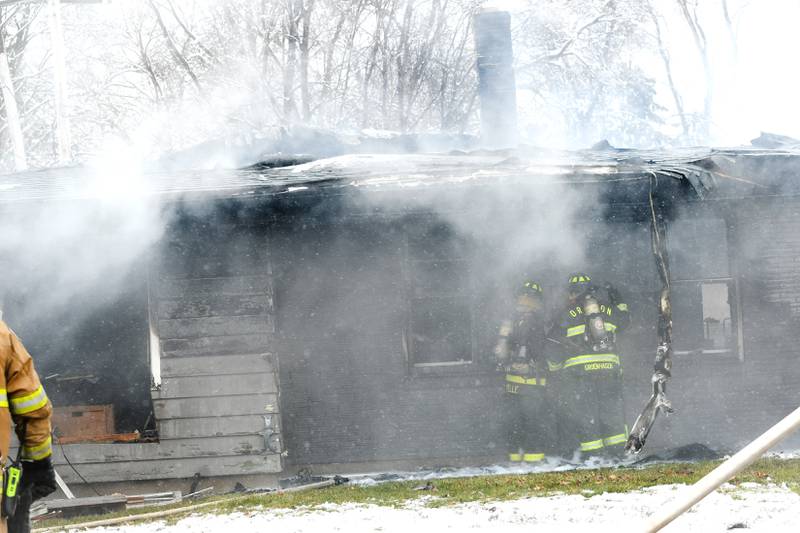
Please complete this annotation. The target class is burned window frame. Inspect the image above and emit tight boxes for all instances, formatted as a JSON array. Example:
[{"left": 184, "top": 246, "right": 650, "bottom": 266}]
[
  {"left": 668, "top": 215, "right": 744, "bottom": 361},
  {"left": 401, "top": 220, "right": 477, "bottom": 375}
]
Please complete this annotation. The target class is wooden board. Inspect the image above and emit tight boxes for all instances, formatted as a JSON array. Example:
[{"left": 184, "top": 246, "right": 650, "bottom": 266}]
[
  {"left": 52, "top": 405, "right": 114, "bottom": 439},
  {"left": 160, "top": 353, "right": 274, "bottom": 378},
  {"left": 53, "top": 435, "right": 268, "bottom": 463},
  {"left": 155, "top": 373, "right": 277, "bottom": 400},
  {"left": 160, "top": 333, "right": 274, "bottom": 357},
  {"left": 153, "top": 393, "right": 279, "bottom": 419},
  {"left": 158, "top": 315, "right": 272, "bottom": 339},
  {"left": 56, "top": 432, "right": 140, "bottom": 445},
  {"left": 158, "top": 294, "right": 269, "bottom": 320},
  {"left": 53, "top": 454, "right": 282, "bottom": 483},
  {"left": 156, "top": 275, "right": 271, "bottom": 299},
  {"left": 47, "top": 495, "right": 128, "bottom": 518},
  {"left": 156, "top": 414, "right": 277, "bottom": 440}
]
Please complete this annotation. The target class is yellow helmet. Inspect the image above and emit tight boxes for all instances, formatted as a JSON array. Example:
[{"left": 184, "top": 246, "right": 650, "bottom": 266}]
[
  {"left": 516, "top": 279, "right": 543, "bottom": 311},
  {"left": 567, "top": 272, "right": 592, "bottom": 296}
]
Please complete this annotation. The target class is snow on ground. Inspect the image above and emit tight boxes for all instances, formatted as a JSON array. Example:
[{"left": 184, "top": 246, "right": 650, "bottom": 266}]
[{"left": 69, "top": 482, "right": 800, "bottom": 533}]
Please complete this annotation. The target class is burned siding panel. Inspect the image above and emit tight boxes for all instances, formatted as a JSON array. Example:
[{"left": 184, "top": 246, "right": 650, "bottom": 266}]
[
  {"left": 273, "top": 216, "right": 508, "bottom": 465},
  {"left": 161, "top": 334, "right": 273, "bottom": 357},
  {"left": 54, "top": 436, "right": 267, "bottom": 462},
  {"left": 157, "top": 414, "right": 276, "bottom": 440},
  {"left": 635, "top": 198, "right": 800, "bottom": 453},
  {"left": 157, "top": 315, "right": 273, "bottom": 339},
  {"left": 54, "top": 454, "right": 281, "bottom": 484},
  {"left": 157, "top": 275, "right": 272, "bottom": 299},
  {"left": 156, "top": 373, "right": 277, "bottom": 399},
  {"left": 161, "top": 353, "right": 274, "bottom": 377},
  {"left": 143, "top": 212, "right": 282, "bottom": 476},
  {"left": 158, "top": 294, "right": 269, "bottom": 320}
]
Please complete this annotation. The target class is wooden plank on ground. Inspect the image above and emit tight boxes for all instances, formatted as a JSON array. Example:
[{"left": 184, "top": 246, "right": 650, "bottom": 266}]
[
  {"left": 155, "top": 373, "right": 277, "bottom": 400},
  {"left": 47, "top": 495, "right": 127, "bottom": 518},
  {"left": 153, "top": 393, "right": 279, "bottom": 419},
  {"left": 160, "top": 353, "right": 274, "bottom": 378}
]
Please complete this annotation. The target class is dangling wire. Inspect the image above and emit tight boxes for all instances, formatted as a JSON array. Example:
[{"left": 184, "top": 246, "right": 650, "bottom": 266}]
[{"left": 625, "top": 172, "right": 675, "bottom": 454}]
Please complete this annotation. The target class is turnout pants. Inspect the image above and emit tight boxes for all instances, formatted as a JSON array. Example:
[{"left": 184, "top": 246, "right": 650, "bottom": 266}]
[
  {"left": 554, "top": 360, "right": 627, "bottom": 457},
  {"left": 504, "top": 374, "right": 556, "bottom": 462}
]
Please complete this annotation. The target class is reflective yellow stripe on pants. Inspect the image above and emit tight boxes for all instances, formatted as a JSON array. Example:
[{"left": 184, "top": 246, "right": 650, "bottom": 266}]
[
  {"left": 505, "top": 375, "right": 546, "bottom": 386},
  {"left": 580, "top": 439, "right": 604, "bottom": 452},
  {"left": 562, "top": 353, "right": 620, "bottom": 370},
  {"left": 22, "top": 435, "right": 53, "bottom": 460},
  {"left": 603, "top": 433, "right": 627, "bottom": 446}
]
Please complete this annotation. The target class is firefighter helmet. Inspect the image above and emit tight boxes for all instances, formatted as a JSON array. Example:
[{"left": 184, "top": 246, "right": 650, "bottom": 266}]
[
  {"left": 517, "top": 279, "right": 543, "bottom": 295},
  {"left": 516, "top": 279, "right": 543, "bottom": 312},
  {"left": 567, "top": 272, "right": 593, "bottom": 297}
]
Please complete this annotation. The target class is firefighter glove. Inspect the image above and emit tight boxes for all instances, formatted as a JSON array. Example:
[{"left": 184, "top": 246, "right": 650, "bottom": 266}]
[{"left": 21, "top": 457, "right": 57, "bottom": 502}]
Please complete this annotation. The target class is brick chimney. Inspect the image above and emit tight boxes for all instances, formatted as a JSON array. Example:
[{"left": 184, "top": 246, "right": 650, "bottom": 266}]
[{"left": 474, "top": 9, "right": 518, "bottom": 150}]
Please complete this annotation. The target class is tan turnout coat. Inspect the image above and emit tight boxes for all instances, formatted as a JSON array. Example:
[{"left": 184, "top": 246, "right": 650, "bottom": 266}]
[{"left": 0, "top": 320, "right": 53, "bottom": 532}]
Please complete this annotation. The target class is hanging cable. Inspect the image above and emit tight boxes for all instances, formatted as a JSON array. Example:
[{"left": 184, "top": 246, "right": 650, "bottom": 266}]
[{"left": 56, "top": 437, "right": 102, "bottom": 497}]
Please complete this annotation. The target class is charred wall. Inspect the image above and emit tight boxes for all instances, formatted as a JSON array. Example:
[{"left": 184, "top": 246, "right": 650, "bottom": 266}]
[
  {"left": 271, "top": 212, "right": 504, "bottom": 465},
  {"left": 145, "top": 200, "right": 283, "bottom": 478},
  {"left": 270, "top": 187, "right": 665, "bottom": 467},
  {"left": 270, "top": 189, "right": 800, "bottom": 465},
  {"left": 636, "top": 197, "right": 800, "bottom": 453}
]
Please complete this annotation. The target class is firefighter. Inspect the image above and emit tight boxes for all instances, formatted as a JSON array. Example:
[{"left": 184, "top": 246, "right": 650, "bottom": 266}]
[
  {"left": 0, "top": 319, "right": 56, "bottom": 533},
  {"left": 547, "top": 273, "right": 630, "bottom": 459},
  {"left": 494, "top": 280, "right": 555, "bottom": 463}
]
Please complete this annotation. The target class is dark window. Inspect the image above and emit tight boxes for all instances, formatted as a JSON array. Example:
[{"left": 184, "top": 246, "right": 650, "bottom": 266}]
[
  {"left": 668, "top": 217, "right": 741, "bottom": 358},
  {"left": 405, "top": 222, "right": 474, "bottom": 367}
]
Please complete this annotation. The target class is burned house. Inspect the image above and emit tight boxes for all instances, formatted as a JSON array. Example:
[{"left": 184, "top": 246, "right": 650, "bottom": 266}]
[{"left": 0, "top": 144, "right": 799, "bottom": 493}]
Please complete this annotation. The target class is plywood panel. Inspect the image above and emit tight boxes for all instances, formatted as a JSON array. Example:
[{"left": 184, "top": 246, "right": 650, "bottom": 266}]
[{"left": 153, "top": 393, "right": 279, "bottom": 419}]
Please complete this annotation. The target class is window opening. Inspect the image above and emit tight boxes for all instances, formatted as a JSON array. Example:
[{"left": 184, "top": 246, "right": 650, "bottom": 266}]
[
  {"left": 405, "top": 222, "right": 474, "bottom": 367},
  {"left": 668, "top": 217, "right": 741, "bottom": 359}
]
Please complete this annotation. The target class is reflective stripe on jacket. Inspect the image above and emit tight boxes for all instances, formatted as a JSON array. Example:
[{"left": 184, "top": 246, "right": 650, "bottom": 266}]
[
  {"left": 0, "top": 320, "right": 53, "bottom": 465},
  {"left": 546, "top": 294, "right": 630, "bottom": 369}
]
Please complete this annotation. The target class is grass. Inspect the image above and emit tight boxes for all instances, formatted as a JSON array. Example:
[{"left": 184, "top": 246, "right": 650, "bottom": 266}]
[{"left": 33, "top": 458, "right": 800, "bottom": 530}]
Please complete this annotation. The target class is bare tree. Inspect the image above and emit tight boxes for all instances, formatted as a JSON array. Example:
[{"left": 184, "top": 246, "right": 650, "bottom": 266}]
[
  {"left": 0, "top": 27, "right": 27, "bottom": 169},
  {"left": 675, "top": 0, "right": 712, "bottom": 140},
  {"left": 0, "top": 3, "right": 41, "bottom": 171},
  {"left": 647, "top": 2, "right": 688, "bottom": 139}
]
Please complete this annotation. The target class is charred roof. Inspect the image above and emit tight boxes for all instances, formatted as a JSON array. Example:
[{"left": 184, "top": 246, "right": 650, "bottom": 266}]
[{"left": 0, "top": 146, "right": 798, "bottom": 206}]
